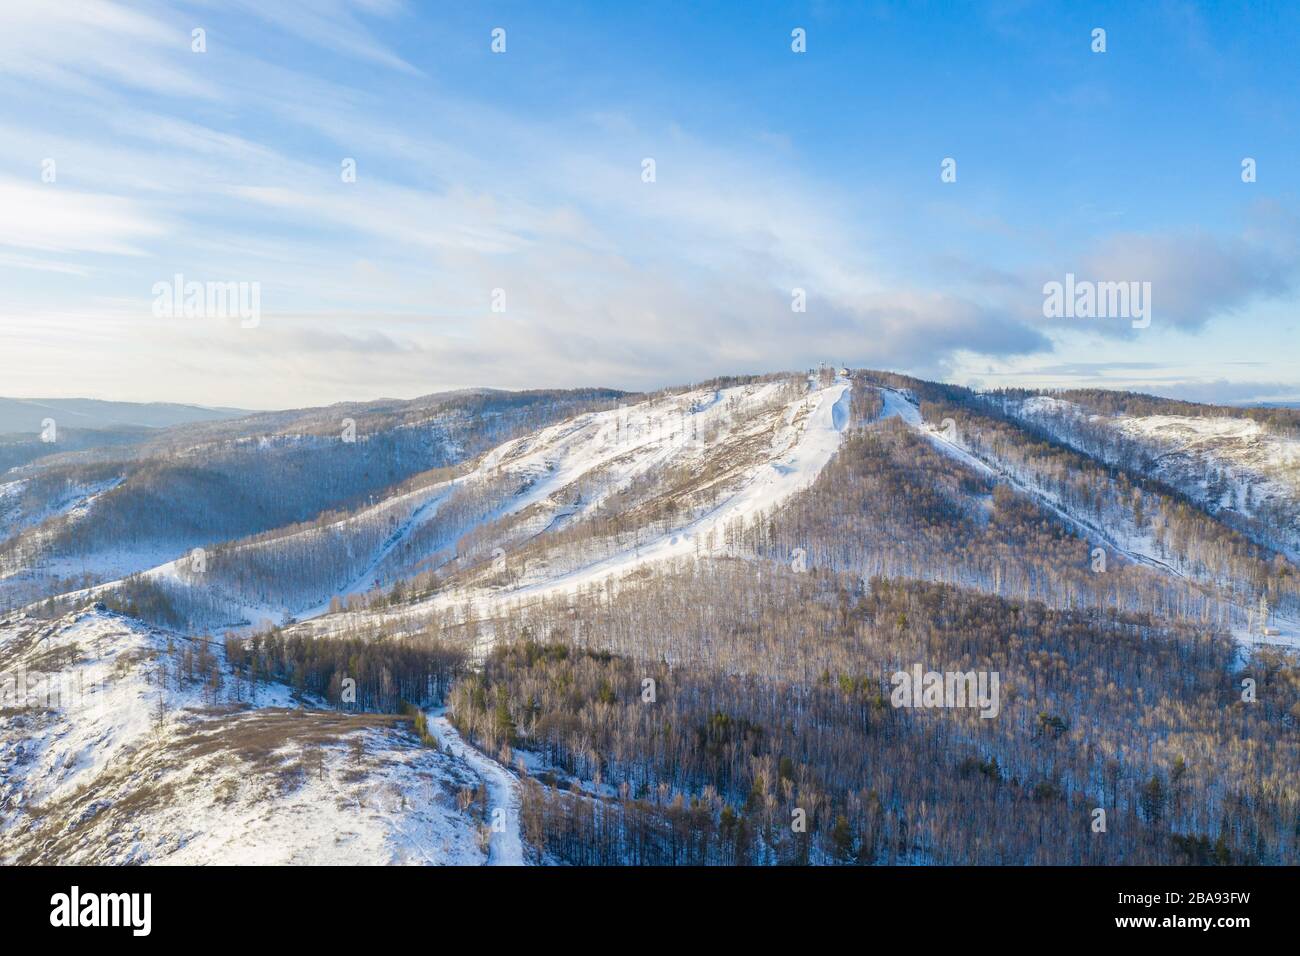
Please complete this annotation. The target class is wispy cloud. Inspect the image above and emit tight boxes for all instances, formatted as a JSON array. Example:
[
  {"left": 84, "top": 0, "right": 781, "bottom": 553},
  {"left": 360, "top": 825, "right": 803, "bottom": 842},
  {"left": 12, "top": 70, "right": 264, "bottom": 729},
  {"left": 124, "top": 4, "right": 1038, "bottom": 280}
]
[
  {"left": 0, "top": 177, "right": 166, "bottom": 257},
  {"left": 0, "top": 1, "right": 1296, "bottom": 407}
]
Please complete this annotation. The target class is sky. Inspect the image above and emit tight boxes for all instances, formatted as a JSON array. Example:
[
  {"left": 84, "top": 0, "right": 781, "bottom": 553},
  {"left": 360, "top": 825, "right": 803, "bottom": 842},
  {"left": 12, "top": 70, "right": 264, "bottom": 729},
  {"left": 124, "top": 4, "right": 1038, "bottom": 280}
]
[{"left": 0, "top": 0, "right": 1298, "bottom": 410}]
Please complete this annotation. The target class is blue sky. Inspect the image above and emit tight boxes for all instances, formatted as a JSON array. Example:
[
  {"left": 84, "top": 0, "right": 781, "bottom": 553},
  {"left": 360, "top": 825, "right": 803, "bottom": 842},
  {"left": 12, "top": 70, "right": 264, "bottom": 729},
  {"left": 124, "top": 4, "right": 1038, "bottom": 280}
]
[{"left": 1, "top": 0, "right": 1297, "bottom": 408}]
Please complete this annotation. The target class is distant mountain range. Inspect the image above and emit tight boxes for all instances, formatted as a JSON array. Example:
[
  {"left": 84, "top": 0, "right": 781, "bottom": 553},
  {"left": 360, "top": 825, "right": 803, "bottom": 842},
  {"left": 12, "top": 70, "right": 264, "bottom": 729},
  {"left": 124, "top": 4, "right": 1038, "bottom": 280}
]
[{"left": 0, "top": 397, "right": 252, "bottom": 434}]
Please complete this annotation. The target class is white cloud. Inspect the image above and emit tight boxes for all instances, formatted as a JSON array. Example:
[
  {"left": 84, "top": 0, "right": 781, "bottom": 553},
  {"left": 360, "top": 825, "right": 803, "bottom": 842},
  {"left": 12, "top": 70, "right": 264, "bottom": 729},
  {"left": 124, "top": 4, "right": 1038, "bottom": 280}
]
[
  {"left": 0, "top": 0, "right": 218, "bottom": 100},
  {"left": 0, "top": 178, "right": 166, "bottom": 256}
]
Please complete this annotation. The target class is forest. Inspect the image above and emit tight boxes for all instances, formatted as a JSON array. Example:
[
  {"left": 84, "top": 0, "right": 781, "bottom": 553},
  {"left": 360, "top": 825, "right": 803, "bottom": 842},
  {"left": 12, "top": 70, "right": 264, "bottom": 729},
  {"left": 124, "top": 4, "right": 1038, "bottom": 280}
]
[{"left": 438, "top": 566, "right": 1298, "bottom": 865}]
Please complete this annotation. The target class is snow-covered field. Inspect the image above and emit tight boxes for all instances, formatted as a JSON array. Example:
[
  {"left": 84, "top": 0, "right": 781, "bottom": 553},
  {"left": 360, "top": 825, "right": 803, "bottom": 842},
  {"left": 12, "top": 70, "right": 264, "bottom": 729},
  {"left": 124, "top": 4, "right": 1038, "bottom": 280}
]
[{"left": 0, "top": 606, "right": 504, "bottom": 864}]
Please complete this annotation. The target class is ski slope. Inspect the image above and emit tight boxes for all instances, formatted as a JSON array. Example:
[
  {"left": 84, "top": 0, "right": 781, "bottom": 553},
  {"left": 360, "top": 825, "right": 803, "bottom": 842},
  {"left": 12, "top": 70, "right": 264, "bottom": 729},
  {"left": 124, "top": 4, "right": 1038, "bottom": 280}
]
[
  {"left": 879, "top": 387, "right": 1300, "bottom": 653},
  {"left": 479, "top": 376, "right": 853, "bottom": 606},
  {"left": 1013, "top": 396, "right": 1300, "bottom": 561},
  {"left": 44, "top": 377, "right": 849, "bottom": 634},
  {"left": 300, "top": 376, "right": 854, "bottom": 638}
]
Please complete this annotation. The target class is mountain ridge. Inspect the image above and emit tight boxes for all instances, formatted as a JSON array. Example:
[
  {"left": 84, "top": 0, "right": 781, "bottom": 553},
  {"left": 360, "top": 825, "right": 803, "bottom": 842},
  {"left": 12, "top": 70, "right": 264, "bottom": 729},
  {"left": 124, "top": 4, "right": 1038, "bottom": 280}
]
[{"left": 4, "top": 367, "right": 1297, "bottom": 866}]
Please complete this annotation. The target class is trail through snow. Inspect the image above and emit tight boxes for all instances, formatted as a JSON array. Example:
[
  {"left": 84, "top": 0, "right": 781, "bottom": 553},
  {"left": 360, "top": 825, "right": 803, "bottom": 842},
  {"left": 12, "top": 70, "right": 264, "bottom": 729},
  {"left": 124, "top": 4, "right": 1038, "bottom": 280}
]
[
  {"left": 426, "top": 709, "right": 524, "bottom": 866},
  {"left": 296, "top": 486, "right": 454, "bottom": 619}
]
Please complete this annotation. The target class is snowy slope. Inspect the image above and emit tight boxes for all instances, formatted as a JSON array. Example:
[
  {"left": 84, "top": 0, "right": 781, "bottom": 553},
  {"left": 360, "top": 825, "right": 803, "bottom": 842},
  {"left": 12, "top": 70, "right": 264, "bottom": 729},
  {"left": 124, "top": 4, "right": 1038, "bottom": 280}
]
[
  {"left": 0, "top": 388, "right": 617, "bottom": 617},
  {"left": 52, "top": 375, "right": 851, "bottom": 636},
  {"left": 0, "top": 606, "right": 509, "bottom": 864},
  {"left": 465, "top": 375, "right": 853, "bottom": 603},
  {"left": 1011, "top": 396, "right": 1300, "bottom": 560},
  {"left": 293, "top": 375, "right": 853, "bottom": 639},
  {"left": 882, "top": 388, "right": 1300, "bottom": 652},
  {"left": 1116, "top": 414, "right": 1299, "bottom": 517}
]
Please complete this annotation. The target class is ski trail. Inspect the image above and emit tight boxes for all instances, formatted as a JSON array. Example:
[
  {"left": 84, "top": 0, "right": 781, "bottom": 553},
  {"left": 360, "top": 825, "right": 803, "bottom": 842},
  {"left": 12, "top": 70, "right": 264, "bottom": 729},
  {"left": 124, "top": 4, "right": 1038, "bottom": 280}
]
[
  {"left": 463, "top": 377, "right": 853, "bottom": 614},
  {"left": 298, "top": 488, "right": 453, "bottom": 618},
  {"left": 875, "top": 386, "right": 1299, "bottom": 653},
  {"left": 877, "top": 386, "right": 923, "bottom": 426},
  {"left": 881, "top": 386, "right": 1182, "bottom": 574},
  {"left": 426, "top": 709, "right": 524, "bottom": 866},
  {"left": 343, "top": 491, "right": 451, "bottom": 592},
  {"left": 48, "top": 478, "right": 457, "bottom": 617}
]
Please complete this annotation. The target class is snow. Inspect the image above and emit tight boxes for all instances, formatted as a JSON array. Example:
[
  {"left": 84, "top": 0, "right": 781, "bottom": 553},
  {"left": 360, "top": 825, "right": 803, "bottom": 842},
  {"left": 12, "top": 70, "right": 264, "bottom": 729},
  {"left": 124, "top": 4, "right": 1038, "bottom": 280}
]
[
  {"left": 0, "top": 609, "right": 273, "bottom": 814},
  {"left": 1115, "top": 413, "right": 1300, "bottom": 523},
  {"left": 41, "top": 472, "right": 462, "bottom": 631},
  {"left": 0, "top": 607, "right": 504, "bottom": 865},
  {"left": 427, "top": 709, "right": 524, "bottom": 866},
  {"left": 294, "top": 484, "right": 456, "bottom": 620},
  {"left": 0, "top": 476, "right": 122, "bottom": 545},
  {"left": 879, "top": 389, "right": 1300, "bottom": 655},
  {"left": 1114, "top": 412, "right": 1300, "bottom": 493},
  {"left": 29, "top": 376, "right": 859, "bottom": 640},
  {"left": 494, "top": 378, "right": 852, "bottom": 602},
  {"left": 878, "top": 386, "right": 922, "bottom": 426},
  {"left": 499, "top": 382, "right": 852, "bottom": 582},
  {"left": 151, "top": 724, "right": 487, "bottom": 866},
  {"left": 1019, "top": 395, "right": 1085, "bottom": 418},
  {"left": 1008, "top": 396, "right": 1300, "bottom": 560},
  {"left": 305, "top": 376, "right": 854, "bottom": 637}
]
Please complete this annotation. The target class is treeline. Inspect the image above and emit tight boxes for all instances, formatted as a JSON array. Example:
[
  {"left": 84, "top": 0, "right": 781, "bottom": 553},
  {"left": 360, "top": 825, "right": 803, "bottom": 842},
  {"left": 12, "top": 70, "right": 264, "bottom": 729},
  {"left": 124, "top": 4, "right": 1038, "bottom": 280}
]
[
  {"left": 220, "top": 627, "right": 465, "bottom": 712},
  {"left": 24, "top": 573, "right": 221, "bottom": 627},
  {"left": 518, "top": 778, "right": 836, "bottom": 865}
]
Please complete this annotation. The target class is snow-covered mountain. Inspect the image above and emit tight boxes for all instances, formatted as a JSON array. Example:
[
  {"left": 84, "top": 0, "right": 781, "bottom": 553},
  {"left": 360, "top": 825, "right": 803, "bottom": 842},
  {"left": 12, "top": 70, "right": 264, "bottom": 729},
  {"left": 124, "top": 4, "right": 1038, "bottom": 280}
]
[
  {"left": 267, "top": 372, "right": 1299, "bottom": 655},
  {"left": 0, "top": 387, "right": 621, "bottom": 614},
  {"left": 4, "top": 369, "right": 1298, "bottom": 867},
  {"left": 33, "top": 372, "right": 850, "bottom": 636},
  {"left": 289, "top": 371, "right": 853, "bottom": 639}
]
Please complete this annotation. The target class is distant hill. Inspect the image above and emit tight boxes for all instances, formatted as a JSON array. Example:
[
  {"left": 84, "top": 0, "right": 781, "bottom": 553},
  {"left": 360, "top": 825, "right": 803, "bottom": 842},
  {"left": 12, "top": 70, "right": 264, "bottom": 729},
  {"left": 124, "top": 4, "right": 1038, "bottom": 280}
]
[{"left": 0, "top": 397, "right": 251, "bottom": 434}]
